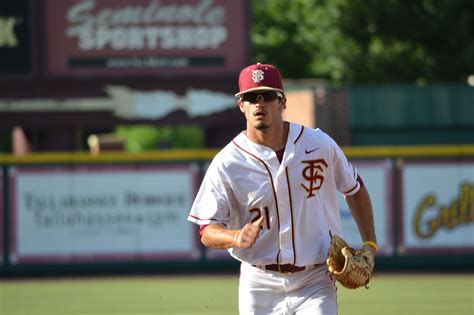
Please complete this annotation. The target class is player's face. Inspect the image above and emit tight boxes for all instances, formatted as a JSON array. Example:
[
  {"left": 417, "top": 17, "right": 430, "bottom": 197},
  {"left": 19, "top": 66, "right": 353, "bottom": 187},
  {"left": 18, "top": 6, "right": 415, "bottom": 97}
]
[{"left": 238, "top": 91, "right": 286, "bottom": 130}]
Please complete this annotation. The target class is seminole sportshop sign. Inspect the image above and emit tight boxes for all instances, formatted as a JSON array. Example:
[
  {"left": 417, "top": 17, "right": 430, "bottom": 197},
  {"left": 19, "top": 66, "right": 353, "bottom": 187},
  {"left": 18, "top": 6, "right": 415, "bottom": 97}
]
[{"left": 44, "top": 0, "right": 249, "bottom": 76}]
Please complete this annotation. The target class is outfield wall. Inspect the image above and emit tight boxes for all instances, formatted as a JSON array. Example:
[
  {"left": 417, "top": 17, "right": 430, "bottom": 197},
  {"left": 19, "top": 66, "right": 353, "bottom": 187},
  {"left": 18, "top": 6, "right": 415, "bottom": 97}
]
[{"left": 1, "top": 145, "right": 473, "bottom": 275}]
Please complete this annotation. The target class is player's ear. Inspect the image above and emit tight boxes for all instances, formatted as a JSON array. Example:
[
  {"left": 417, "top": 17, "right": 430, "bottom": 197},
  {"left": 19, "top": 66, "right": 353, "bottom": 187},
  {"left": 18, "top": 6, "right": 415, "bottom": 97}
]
[
  {"left": 279, "top": 96, "right": 287, "bottom": 111},
  {"left": 238, "top": 99, "right": 245, "bottom": 113}
]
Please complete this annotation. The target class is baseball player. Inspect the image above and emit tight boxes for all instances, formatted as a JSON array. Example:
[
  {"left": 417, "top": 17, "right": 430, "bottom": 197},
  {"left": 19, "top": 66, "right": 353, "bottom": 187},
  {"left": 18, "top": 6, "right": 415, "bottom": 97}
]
[{"left": 188, "top": 63, "right": 377, "bottom": 315}]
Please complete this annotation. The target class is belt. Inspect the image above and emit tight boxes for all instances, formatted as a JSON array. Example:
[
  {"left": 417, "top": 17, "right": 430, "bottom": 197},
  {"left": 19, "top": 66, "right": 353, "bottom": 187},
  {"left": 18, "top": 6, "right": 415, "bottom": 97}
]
[{"left": 253, "top": 263, "right": 323, "bottom": 274}]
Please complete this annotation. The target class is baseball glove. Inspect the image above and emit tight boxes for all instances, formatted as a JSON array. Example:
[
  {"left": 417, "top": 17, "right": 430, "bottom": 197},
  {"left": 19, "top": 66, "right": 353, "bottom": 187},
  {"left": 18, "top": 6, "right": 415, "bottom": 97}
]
[{"left": 326, "top": 233, "right": 374, "bottom": 289}]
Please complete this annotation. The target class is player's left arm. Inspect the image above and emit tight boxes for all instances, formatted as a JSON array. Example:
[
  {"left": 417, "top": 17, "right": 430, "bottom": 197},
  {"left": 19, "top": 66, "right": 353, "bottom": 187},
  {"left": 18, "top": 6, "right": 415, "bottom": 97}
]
[{"left": 345, "top": 185, "right": 377, "bottom": 256}]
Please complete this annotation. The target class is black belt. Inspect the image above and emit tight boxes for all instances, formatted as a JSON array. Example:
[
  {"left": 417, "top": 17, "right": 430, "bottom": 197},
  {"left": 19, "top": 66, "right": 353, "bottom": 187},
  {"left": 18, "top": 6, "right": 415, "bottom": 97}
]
[{"left": 254, "top": 263, "right": 323, "bottom": 274}]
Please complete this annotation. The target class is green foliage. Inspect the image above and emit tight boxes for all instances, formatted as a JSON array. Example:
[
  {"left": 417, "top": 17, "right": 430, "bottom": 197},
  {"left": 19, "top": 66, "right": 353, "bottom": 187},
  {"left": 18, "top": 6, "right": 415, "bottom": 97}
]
[
  {"left": 115, "top": 125, "right": 204, "bottom": 152},
  {"left": 250, "top": 0, "right": 474, "bottom": 84},
  {"left": 169, "top": 125, "right": 205, "bottom": 149},
  {"left": 251, "top": 0, "right": 346, "bottom": 81},
  {"left": 116, "top": 125, "right": 160, "bottom": 152},
  {"left": 336, "top": 0, "right": 474, "bottom": 83}
]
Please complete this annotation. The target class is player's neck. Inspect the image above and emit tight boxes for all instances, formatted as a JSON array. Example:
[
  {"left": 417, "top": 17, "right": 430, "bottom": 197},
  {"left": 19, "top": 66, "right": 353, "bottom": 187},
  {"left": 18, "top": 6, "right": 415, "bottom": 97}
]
[{"left": 246, "top": 121, "right": 289, "bottom": 151}]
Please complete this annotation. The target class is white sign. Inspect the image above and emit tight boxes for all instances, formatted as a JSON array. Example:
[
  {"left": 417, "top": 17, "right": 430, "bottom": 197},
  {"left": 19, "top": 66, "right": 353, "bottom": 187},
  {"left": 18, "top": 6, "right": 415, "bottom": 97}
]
[
  {"left": 337, "top": 160, "right": 393, "bottom": 255},
  {"left": 107, "top": 86, "right": 236, "bottom": 120},
  {"left": 401, "top": 161, "right": 474, "bottom": 253},
  {"left": 9, "top": 165, "right": 200, "bottom": 264}
]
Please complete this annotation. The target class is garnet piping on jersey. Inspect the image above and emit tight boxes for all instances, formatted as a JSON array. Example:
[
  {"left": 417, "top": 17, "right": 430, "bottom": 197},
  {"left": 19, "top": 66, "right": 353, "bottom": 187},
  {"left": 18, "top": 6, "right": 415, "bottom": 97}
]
[
  {"left": 343, "top": 162, "right": 361, "bottom": 196},
  {"left": 231, "top": 139, "right": 283, "bottom": 265},
  {"left": 343, "top": 182, "right": 360, "bottom": 196},
  {"left": 284, "top": 167, "right": 297, "bottom": 266},
  {"left": 188, "top": 213, "right": 225, "bottom": 224},
  {"left": 293, "top": 125, "right": 304, "bottom": 144}
]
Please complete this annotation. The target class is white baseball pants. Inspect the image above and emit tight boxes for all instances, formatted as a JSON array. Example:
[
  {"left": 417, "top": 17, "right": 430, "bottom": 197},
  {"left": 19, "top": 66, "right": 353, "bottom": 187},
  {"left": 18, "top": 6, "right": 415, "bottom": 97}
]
[{"left": 239, "top": 262, "right": 337, "bottom": 315}]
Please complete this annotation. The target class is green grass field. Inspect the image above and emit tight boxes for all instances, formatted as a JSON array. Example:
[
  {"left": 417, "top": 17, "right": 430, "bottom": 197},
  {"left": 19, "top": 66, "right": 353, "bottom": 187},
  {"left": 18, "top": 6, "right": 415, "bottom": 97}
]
[{"left": 0, "top": 273, "right": 472, "bottom": 315}]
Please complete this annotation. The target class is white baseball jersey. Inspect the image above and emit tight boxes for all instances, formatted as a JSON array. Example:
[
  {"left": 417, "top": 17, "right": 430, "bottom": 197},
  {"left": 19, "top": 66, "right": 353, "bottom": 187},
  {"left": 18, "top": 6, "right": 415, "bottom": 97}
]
[{"left": 188, "top": 122, "right": 360, "bottom": 267}]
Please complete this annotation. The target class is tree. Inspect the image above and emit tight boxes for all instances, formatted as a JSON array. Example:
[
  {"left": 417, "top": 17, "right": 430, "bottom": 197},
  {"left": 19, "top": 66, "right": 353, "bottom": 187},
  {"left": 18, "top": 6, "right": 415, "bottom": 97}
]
[
  {"left": 251, "top": 0, "right": 347, "bottom": 82},
  {"left": 250, "top": 0, "right": 474, "bottom": 84}
]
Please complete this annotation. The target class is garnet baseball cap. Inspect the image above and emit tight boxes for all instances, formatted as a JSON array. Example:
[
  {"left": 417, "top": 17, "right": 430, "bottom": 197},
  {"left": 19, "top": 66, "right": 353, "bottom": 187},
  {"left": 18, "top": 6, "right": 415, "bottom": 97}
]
[{"left": 235, "top": 63, "right": 284, "bottom": 97}]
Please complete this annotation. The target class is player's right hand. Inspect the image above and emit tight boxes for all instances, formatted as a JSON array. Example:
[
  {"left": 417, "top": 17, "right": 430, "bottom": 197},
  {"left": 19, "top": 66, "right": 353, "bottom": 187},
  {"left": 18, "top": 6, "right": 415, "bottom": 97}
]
[{"left": 234, "top": 216, "right": 264, "bottom": 248}]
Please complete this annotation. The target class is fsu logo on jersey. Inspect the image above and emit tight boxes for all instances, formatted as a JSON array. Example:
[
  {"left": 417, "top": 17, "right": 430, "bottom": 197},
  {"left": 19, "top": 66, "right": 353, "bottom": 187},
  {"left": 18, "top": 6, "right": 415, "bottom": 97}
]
[{"left": 301, "top": 159, "right": 328, "bottom": 198}]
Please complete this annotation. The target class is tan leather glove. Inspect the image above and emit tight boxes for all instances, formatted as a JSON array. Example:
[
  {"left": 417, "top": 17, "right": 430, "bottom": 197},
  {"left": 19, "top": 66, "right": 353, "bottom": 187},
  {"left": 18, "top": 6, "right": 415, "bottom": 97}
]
[{"left": 326, "top": 234, "right": 375, "bottom": 289}]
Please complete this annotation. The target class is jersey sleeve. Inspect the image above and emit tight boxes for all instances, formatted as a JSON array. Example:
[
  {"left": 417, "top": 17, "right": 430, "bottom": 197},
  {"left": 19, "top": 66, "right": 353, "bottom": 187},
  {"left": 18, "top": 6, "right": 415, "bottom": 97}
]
[
  {"left": 328, "top": 136, "right": 360, "bottom": 196},
  {"left": 187, "top": 159, "right": 232, "bottom": 226}
]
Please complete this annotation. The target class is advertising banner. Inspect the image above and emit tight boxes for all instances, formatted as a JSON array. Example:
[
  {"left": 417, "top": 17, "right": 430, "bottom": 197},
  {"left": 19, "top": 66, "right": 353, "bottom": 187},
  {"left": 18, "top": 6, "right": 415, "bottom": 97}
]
[
  {"left": 0, "top": 0, "right": 31, "bottom": 74},
  {"left": 9, "top": 164, "right": 200, "bottom": 264},
  {"left": 401, "top": 160, "right": 474, "bottom": 254},
  {"left": 337, "top": 160, "right": 394, "bottom": 256},
  {"left": 44, "top": 0, "right": 249, "bottom": 76}
]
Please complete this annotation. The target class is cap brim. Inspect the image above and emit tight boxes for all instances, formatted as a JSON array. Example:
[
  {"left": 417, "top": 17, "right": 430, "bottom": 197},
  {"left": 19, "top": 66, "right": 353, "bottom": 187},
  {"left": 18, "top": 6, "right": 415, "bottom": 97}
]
[{"left": 235, "top": 87, "right": 284, "bottom": 97}]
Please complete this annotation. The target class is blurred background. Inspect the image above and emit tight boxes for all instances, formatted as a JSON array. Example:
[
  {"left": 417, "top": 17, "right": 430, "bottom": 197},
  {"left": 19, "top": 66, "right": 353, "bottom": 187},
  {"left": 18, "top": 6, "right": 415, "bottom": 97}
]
[{"left": 0, "top": 0, "right": 473, "bottom": 284}]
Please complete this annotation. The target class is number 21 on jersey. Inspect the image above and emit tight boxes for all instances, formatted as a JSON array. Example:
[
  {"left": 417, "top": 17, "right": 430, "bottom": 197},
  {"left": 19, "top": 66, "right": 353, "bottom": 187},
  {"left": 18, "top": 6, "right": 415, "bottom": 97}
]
[{"left": 249, "top": 207, "right": 271, "bottom": 230}]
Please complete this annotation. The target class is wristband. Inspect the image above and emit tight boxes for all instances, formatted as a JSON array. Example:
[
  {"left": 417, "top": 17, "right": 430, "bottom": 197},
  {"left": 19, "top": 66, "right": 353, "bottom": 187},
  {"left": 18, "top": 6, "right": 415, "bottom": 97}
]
[
  {"left": 234, "top": 230, "right": 240, "bottom": 242},
  {"left": 363, "top": 241, "right": 378, "bottom": 252}
]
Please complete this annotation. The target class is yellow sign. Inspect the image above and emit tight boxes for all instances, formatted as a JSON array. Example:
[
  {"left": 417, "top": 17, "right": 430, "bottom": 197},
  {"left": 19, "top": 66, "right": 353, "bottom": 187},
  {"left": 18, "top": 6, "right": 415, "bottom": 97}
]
[{"left": 413, "top": 182, "right": 474, "bottom": 239}]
